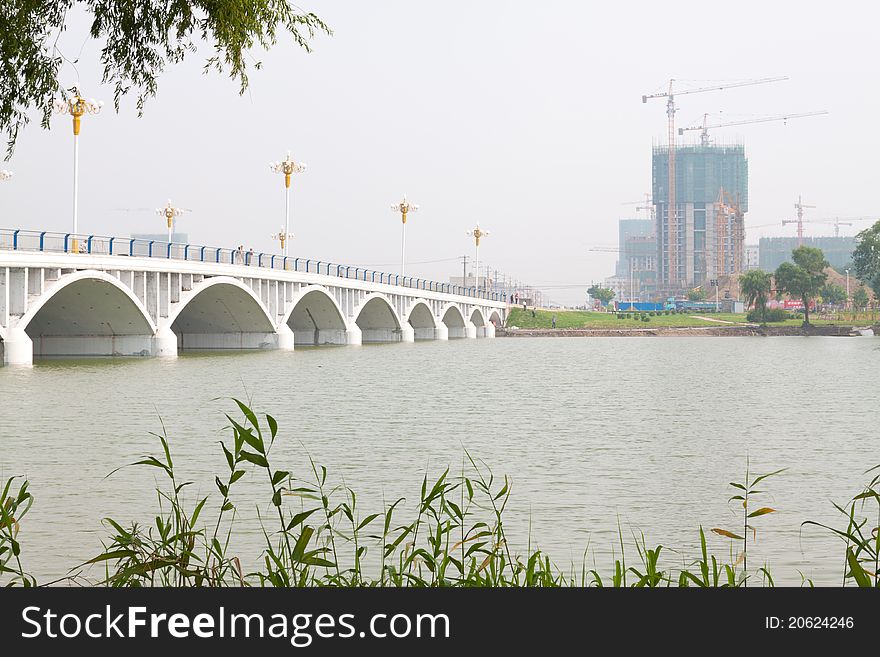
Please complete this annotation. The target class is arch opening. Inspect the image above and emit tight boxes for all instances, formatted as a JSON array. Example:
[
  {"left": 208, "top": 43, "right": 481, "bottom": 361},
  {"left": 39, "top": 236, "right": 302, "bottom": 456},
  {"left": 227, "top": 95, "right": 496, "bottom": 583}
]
[
  {"left": 441, "top": 305, "right": 468, "bottom": 339},
  {"left": 23, "top": 276, "right": 155, "bottom": 358},
  {"left": 470, "top": 308, "right": 489, "bottom": 338},
  {"left": 407, "top": 301, "right": 437, "bottom": 341},
  {"left": 355, "top": 296, "right": 402, "bottom": 343},
  {"left": 287, "top": 288, "right": 348, "bottom": 345},
  {"left": 171, "top": 281, "right": 277, "bottom": 351}
]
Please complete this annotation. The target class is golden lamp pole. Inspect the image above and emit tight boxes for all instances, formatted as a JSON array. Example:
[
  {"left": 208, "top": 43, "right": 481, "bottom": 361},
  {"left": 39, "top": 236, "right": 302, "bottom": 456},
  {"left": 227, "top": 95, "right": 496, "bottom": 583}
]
[
  {"left": 155, "top": 200, "right": 190, "bottom": 243},
  {"left": 271, "top": 229, "right": 294, "bottom": 256},
  {"left": 466, "top": 224, "right": 490, "bottom": 294},
  {"left": 269, "top": 152, "right": 306, "bottom": 257},
  {"left": 390, "top": 194, "right": 419, "bottom": 277},
  {"left": 54, "top": 87, "right": 103, "bottom": 252}
]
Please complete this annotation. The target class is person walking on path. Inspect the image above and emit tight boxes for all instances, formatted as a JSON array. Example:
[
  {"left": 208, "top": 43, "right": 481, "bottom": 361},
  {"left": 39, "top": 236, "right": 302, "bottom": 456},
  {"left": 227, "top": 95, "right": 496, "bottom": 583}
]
[{"left": 552, "top": 315, "right": 557, "bottom": 329}]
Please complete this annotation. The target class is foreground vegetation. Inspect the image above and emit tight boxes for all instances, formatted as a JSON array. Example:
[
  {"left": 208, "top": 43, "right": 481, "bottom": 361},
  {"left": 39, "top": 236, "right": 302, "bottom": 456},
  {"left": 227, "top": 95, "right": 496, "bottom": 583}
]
[{"left": 3, "top": 401, "right": 880, "bottom": 587}]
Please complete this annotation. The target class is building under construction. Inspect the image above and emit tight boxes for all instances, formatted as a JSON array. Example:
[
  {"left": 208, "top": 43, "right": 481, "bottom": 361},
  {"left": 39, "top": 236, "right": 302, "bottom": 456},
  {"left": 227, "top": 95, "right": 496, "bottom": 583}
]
[
  {"left": 652, "top": 144, "right": 748, "bottom": 290},
  {"left": 758, "top": 236, "right": 856, "bottom": 272}
]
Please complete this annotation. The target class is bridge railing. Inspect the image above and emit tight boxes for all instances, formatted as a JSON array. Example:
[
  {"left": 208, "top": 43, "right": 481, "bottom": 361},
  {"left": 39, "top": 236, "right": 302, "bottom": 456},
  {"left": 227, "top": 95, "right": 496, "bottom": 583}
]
[{"left": 0, "top": 229, "right": 504, "bottom": 301}]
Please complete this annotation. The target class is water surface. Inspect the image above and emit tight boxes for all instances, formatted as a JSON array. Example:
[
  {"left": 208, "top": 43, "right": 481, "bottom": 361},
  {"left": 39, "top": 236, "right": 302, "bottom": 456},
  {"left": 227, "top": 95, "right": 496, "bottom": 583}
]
[{"left": 2, "top": 336, "right": 877, "bottom": 584}]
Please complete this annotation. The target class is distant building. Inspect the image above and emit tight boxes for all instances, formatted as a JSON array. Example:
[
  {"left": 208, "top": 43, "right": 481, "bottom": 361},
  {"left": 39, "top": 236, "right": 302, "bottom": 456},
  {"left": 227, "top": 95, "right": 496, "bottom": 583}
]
[
  {"left": 603, "top": 275, "right": 629, "bottom": 304},
  {"left": 652, "top": 144, "right": 748, "bottom": 289},
  {"left": 758, "top": 236, "right": 855, "bottom": 272},
  {"left": 615, "top": 219, "right": 653, "bottom": 276},
  {"left": 744, "top": 244, "right": 760, "bottom": 270},
  {"left": 131, "top": 232, "right": 189, "bottom": 244},
  {"left": 449, "top": 272, "right": 493, "bottom": 290}
]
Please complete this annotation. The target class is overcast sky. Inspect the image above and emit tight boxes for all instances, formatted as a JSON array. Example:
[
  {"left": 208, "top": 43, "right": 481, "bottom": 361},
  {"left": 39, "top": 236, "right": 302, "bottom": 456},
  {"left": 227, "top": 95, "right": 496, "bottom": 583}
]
[{"left": 2, "top": 1, "right": 877, "bottom": 304}]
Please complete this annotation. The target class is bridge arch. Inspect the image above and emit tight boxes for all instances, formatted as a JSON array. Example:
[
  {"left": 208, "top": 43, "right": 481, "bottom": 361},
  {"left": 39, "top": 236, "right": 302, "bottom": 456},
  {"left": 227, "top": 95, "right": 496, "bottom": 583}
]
[
  {"left": 470, "top": 307, "right": 490, "bottom": 338},
  {"left": 404, "top": 298, "right": 437, "bottom": 340},
  {"left": 18, "top": 270, "right": 157, "bottom": 358},
  {"left": 168, "top": 276, "right": 277, "bottom": 351},
  {"left": 283, "top": 285, "right": 348, "bottom": 345},
  {"left": 353, "top": 293, "right": 402, "bottom": 343},
  {"left": 440, "top": 303, "right": 468, "bottom": 339},
  {"left": 488, "top": 309, "right": 503, "bottom": 327}
]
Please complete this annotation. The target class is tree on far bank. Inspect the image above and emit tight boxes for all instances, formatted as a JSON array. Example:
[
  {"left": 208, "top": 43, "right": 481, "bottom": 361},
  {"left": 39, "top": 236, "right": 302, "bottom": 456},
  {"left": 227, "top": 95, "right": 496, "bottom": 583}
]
[
  {"left": 687, "top": 287, "right": 707, "bottom": 302},
  {"left": 0, "top": 1, "right": 330, "bottom": 156},
  {"left": 819, "top": 282, "right": 847, "bottom": 306},
  {"left": 739, "top": 269, "right": 773, "bottom": 323},
  {"left": 774, "top": 246, "right": 829, "bottom": 326},
  {"left": 853, "top": 287, "right": 869, "bottom": 310},
  {"left": 587, "top": 285, "right": 615, "bottom": 307},
  {"left": 853, "top": 220, "right": 880, "bottom": 297}
]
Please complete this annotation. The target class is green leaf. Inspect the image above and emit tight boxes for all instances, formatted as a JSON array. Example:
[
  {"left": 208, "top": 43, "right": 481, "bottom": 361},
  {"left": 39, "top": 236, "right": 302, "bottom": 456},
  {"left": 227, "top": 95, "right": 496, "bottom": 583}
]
[
  {"left": 239, "top": 451, "right": 269, "bottom": 468},
  {"left": 357, "top": 513, "right": 380, "bottom": 532},
  {"left": 286, "top": 509, "right": 318, "bottom": 531},
  {"left": 85, "top": 549, "right": 137, "bottom": 564},
  {"left": 846, "top": 548, "right": 872, "bottom": 587},
  {"left": 271, "top": 470, "right": 289, "bottom": 486}
]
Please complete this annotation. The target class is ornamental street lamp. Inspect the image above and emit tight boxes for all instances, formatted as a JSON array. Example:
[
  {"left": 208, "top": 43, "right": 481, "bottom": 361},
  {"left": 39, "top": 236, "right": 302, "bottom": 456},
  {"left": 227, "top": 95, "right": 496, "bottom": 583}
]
[
  {"left": 269, "top": 152, "right": 306, "bottom": 257},
  {"left": 0, "top": 170, "right": 12, "bottom": 181},
  {"left": 466, "top": 224, "right": 490, "bottom": 295},
  {"left": 390, "top": 194, "right": 419, "bottom": 276},
  {"left": 155, "top": 200, "right": 190, "bottom": 242},
  {"left": 54, "top": 87, "right": 103, "bottom": 252},
  {"left": 271, "top": 230, "right": 294, "bottom": 256}
]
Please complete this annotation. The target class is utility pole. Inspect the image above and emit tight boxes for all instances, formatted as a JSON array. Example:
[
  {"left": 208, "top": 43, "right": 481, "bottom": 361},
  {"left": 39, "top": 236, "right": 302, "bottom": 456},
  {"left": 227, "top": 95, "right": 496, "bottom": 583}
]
[{"left": 460, "top": 255, "right": 469, "bottom": 288}]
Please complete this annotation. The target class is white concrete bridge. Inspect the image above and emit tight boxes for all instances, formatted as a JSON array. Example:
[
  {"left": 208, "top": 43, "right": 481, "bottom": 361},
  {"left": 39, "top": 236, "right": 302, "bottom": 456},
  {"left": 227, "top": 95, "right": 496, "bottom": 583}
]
[{"left": 0, "top": 230, "right": 507, "bottom": 366}]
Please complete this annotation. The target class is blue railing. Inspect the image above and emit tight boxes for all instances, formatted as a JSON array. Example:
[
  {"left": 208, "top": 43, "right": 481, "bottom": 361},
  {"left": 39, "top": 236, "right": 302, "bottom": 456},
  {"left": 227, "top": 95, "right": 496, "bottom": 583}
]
[{"left": 0, "top": 228, "right": 503, "bottom": 301}]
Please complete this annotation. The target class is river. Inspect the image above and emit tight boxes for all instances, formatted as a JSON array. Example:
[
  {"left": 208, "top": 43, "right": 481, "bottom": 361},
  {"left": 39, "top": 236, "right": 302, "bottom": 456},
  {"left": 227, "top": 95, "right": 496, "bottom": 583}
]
[{"left": 2, "top": 336, "right": 877, "bottom": 585}]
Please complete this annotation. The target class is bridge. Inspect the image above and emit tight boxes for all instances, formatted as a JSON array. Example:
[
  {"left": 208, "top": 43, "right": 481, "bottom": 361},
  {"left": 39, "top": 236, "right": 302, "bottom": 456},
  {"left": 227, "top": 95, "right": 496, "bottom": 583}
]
[{"left": 0, "top": 230, "right": 507, "bottom": 366}]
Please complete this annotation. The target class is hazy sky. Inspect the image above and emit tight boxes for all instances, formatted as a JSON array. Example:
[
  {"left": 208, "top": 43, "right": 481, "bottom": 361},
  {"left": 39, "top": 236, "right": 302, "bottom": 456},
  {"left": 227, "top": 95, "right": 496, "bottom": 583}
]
[{"left": 2, "top": 1, "right": 877, "bottom": 304}]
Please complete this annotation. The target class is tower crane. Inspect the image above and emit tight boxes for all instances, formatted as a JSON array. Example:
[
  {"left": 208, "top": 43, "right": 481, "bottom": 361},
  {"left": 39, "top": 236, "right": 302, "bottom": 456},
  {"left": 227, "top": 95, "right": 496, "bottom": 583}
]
[
  {"left": 781, "top": 196, "right": 816, "bottom": 246},
  {"left": 782, "top": 216, "right": 874, "bottom": 238},
  {"left": 642, "top": 77, "right": 787, "bottom": 287},
  {"left": 621, "top": 192, "right": 655, "bottom": 221},
  {"left": 679, "top": 111, "right": 828, "bottom": 147}
]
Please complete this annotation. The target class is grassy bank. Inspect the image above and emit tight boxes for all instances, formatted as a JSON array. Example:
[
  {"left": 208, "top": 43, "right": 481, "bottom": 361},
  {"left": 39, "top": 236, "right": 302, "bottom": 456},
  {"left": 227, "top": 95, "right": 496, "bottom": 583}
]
[
  {"left": 3, "top": 401, "right": 880, "bottom": 587},
  {"left": 507, "top": 308, "right": 742, "bottom": 329},
  {"left": 506, "top": 308, "right": 872, "bottom": 330}
]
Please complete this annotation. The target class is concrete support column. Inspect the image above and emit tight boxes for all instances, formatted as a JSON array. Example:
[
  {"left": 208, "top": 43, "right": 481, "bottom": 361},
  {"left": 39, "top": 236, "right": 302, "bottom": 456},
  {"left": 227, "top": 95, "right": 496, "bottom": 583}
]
[
  {"left": 276, "top": 324, "right": 296, "bottom": 351},
  {"left": 152, "top": 327, "right": 178, "bottom": 358},
  {"left": 346, "top": 322, "right": 362, "bottom": 345},
  {"left": 400, "top": 324, "right": 415, "bottom": 343},
  {"left": 2, "top": 328, "right": 33, "bottom": 366},
  {"left": 435, "top": 324, "right": 449, "bottom": 340},
  {"left": 465, "top": 321, "right": 477, "bottom": 339},
  {"left": 484, "top": 323, "right": 495, "bottom": 338}
]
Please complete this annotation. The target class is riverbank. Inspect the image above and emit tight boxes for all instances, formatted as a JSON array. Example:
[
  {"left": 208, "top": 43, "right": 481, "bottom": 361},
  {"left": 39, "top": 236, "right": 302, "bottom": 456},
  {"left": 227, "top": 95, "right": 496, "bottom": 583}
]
[
  {"left": 499, "top": 325, "right": 875, "bottom": 337},
  {"left": 503, "top": 308, "right": 878, "bottom": 337}
]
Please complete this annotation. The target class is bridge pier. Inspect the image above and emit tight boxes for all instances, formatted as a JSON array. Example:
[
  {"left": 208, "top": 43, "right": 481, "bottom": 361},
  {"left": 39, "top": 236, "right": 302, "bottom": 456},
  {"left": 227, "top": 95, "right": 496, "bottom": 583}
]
[
  {"left": 2, "top": 328, "right": 34, "bottom": 366},
  {"left": 153, "top": 328, "right": 178, "bottom": 358},
  {"left": 276, "top": 325, "right": 296, "bottom": 351},
  {"left": 345, "top": 323, "right": 363, "bottom": 346},
  {"left": 434, "top": 324, "right": 449, "bottom": 340},
  {"left": 465, "top": 322, "right": 478, "bottom": 339},
  {"left": 400, "top": 325, "right": 415, "bottom": 343}
]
